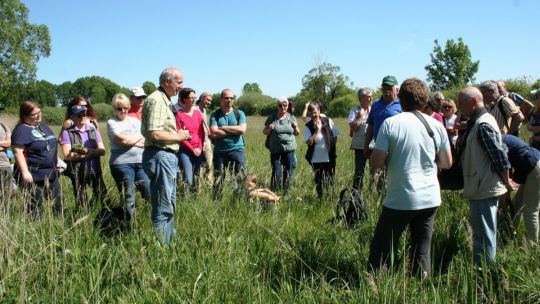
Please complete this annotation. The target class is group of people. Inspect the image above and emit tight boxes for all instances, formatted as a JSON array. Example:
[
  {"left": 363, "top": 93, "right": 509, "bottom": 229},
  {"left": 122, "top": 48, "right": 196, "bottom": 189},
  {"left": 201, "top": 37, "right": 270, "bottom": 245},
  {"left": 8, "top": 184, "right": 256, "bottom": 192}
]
[{"left": 1, "top": 67, "right": 539, "bottom": 273}]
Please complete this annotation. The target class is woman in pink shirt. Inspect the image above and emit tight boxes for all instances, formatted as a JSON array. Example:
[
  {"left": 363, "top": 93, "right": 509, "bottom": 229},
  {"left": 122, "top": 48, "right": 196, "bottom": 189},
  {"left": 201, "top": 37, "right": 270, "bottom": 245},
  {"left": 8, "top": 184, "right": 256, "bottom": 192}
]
[
  {"left": 422, "top": 97, "right": 444, "bottom": 125},
  {"left": 176, "top": 88, "right": 205, "bottom": 189}
]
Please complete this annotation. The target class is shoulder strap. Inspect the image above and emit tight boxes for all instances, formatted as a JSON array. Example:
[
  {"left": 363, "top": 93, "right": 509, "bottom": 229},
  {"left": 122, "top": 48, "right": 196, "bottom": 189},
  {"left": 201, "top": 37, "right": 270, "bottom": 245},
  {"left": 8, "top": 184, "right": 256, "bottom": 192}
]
[
  {"left": 234, "top": 108, "right": 241, "bottom": 125},
  {"left": 497, "top": 98, "right": 510, "bottom": 130},
  {"left": 411, "top": 111, "right": 438, "bottom": 160}
]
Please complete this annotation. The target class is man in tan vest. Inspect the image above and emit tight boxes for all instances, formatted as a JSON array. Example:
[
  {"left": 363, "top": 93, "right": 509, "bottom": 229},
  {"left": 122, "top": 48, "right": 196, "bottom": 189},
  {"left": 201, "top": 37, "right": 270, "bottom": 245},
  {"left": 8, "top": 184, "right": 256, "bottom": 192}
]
[{"left": 458, "top": 87, "right": 513, "bottom": 265}]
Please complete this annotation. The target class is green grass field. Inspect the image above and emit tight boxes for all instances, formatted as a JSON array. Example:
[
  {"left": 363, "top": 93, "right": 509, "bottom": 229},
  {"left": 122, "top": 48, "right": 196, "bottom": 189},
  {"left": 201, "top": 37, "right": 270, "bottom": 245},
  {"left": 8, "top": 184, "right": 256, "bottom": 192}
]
[{"left": 1, "top": 116, "right": 539, "bottom": 303}]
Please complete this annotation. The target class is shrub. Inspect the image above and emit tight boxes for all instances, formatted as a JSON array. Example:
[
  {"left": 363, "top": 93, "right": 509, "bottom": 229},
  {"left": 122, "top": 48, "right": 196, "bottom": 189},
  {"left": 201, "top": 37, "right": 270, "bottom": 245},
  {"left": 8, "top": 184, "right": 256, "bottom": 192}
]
[
  {"left": 236, "top": 93, "right": 275, "bottom": 115},
  {"left": 41, "top": 106, "right": 67, "bottom": 125},
  {"left": 326, "top": 93, "right": 357, "bottom": 117},
  {"left": 92, "top": 103, "right": 114, "bottom": 122}
]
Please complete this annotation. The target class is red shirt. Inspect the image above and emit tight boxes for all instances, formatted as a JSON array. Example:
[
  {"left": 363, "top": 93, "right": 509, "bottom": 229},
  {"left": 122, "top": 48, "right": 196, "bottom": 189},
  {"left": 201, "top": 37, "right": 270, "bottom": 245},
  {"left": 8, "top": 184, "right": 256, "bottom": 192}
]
[{"left": 176, "top": 109, "right": 204, "bottom": 154}]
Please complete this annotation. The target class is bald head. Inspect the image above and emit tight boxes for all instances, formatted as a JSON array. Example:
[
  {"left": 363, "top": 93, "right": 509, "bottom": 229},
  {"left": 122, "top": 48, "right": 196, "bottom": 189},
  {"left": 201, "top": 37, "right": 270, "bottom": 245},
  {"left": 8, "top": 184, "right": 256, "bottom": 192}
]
[
  {"left": 458, "top": 86, "right": 484, "bottom": 116},
  {"left": 496, "top": 80, "right": 507, "bottom": 94}
]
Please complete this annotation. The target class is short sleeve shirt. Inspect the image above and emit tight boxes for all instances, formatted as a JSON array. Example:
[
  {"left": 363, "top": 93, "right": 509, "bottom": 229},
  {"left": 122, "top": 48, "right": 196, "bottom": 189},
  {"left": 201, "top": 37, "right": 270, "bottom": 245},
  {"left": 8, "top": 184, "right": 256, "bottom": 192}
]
[
  {"left": 60, "top": 123, "right": 103, "bottom": 173},
  {"left": 488, "top": 96, "right": 520, "bottom": 133},
  {"left": 374, "top": 112, "right": 450, "bottom": 210},
  {"left": 366, "top": 98, "right": 402, "bottom": 141},
  {"left": 347, "top": 105, "right": 370, "bottom": 149},
  {"left": 141, "top": 88, "right": 179, "bottom": 151},
  {"left": 210, "top": 109, "right": 247, "bottom": 153},
  {"left": 11, "top": 123, "right": 58, "bottom": 181},
  {"left": 107, "top": 116, "right": 144, "bottom": 165},
  {"left": 264, "top": 113, "right": 297, "bottom": 153}
]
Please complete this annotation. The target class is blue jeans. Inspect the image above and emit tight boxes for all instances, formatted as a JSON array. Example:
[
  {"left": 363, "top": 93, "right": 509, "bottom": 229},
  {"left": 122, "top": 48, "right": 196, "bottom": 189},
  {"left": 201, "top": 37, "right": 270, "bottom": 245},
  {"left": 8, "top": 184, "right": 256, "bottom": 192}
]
[
  {"left": 213, "top": 149, "right": 246, "bottom": 198},
  {"left": 469, "top": 197, "right": 499, "bottom": 265},
  {"left": 353, "top": 149, "right": 367, "bottom": 190},
  {"left": 143, "top": 149, "right": 178, "bottom": 244},
  {"left": 110, "top": 162, "right": 151, "bottom": 216},
  {"left": 270, "top": 151, "right": 296, "bottom": 193},
  {"left": 178, "top": 150, "right": 203, "bottom": 189}
]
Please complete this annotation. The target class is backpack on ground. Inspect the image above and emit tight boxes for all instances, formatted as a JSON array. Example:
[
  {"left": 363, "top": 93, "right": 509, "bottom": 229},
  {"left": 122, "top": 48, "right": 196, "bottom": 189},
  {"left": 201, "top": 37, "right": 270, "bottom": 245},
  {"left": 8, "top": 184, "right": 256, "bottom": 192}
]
[
  {"left": 328, "top": 188, "right": 368, "bottom": 227},
  {"left": 94, "top": 204, "right": 130, "bottom": 237}
]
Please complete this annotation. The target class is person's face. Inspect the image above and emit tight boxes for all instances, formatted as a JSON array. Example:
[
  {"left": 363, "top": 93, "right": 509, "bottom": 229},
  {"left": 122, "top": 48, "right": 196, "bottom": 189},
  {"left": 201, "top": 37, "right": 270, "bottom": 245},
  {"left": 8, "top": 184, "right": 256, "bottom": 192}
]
[
  {"left": 497, "top": 82, "right": 507, "bottom": 94},
  {"left": 441, "top": 103, "right": 455, "bottom": 116},
  {"left": 277, "top": 102, "right": 288, "bottom": 114},
  {"left": 115, "top": 104, "right": 130, "bottom": 120},
  {"left": 360, "top": 93, "right": 373, "bottom": 108},
  {"left": 25, "top": 107, "right": 42, "bottom": 126},
  {"left": 480, "top": 88, "right": 497, "bottom": 104},
  {"left": 163, "top": 72, "right": 184, "bottom": 97},
  {"left": 202, "top": 96, "right": 212, "bottom": 108},
  {"left": 183, "top": 92, "right": 197, "bottom": 107},
  {"left": 220, "top": 90, "right": 234, "bottom": 109},
  {"left": 382, "top": 85, "right": 398, "bottom": 102},
  {"left": 72, "top": 111, "right": 87, "bottom": 125},
  {"left": 308, "top": 106, "right": 320, "bottom": 119},
  {"left": 458, "top": 96, "right": 474, "bottom": 116},
  {"left": 131, "top": 95, "right": 145, "bottom": 107}
]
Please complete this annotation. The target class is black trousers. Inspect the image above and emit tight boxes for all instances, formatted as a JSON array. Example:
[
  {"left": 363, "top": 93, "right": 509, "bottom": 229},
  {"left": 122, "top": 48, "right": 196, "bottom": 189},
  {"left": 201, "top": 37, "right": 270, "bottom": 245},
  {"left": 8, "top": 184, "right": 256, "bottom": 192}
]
[
  {"left": 312, "top": 162, "right": 335, "bottom": 199},
  {"left": 368, "top": 206, "right": 438, "bottom": 276}
]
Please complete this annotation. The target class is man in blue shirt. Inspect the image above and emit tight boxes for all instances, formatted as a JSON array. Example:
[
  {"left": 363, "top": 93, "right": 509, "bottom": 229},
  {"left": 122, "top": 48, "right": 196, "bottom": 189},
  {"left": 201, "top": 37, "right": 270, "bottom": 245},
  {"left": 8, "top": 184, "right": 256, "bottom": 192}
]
[
  {"left": 363, "top": 75, "right": 402, "bottom": 158},
  {"left": 209, "top": 89, "right": 247, "bottom": 198}
]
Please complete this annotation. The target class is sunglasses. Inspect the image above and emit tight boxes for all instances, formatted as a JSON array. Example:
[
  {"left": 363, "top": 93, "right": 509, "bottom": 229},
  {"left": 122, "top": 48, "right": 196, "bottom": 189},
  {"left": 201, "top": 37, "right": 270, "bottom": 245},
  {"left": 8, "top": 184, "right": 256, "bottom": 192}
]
[
  {"left": 224, "top": 97, "right": 234, "bottom": 100},
  {"left": 75, "top": 113, "right": 87, "bottom": 118},
  {"left": 135, "top": 96, "right": 145, "bottom": 100},
  {"left": 278, "top": 104, "right": 288, "bottom": 108},
  {"left": 442, "top": 106, "right": 452, "bottom": 110},
  {"left": 116, "top": 107, "right": 129, "bottom": 112}
]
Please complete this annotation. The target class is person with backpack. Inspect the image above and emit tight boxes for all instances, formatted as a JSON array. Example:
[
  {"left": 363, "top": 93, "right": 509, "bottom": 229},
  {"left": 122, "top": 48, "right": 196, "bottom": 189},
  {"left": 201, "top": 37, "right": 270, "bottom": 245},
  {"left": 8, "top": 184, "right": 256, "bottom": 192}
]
[
  {"left": 263, "top": 97, "right": 300, "bottom": 199},
  {"left": 367, "top": 78, "right": 452, "bottom": 277},
  {"left": 209, "top": 89, "right": 247, "bottom": 199},
  {"left": 479, "top": 80, "right": 523, "bottom": 136},
  {"left": 60, "top": 104, "right": 108, "bottom": 209}
]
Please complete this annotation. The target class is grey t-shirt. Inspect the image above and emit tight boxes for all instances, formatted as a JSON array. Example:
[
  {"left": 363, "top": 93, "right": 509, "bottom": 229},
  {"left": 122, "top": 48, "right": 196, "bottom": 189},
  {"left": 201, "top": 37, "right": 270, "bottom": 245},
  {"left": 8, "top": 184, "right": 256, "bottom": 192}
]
[
  {"left": 264, "top": 113, "right": 297, "bottom": 153},
  {"left": 107, "top": 116, "right": 144, "bottom": 165},
  {"left": 0, "top": 123, "right": 10, "bottom": 168}
]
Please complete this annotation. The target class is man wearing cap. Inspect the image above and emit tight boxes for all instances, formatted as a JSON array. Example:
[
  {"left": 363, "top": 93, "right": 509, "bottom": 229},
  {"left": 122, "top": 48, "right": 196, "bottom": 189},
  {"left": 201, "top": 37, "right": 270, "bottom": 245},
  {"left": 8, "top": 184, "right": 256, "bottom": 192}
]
[
  {"left": 209, "top": 89, "right": 247, "bottom": 198},
  {"left": 128, "top": 87, "right": 147, "bottom": 121},
  {"left": 196, "top": 92, "right": 214, "bottom": 184},
  {"left": 141, "top": 67, "right": 190, "bottom": 244},
  {"left": 479, "top": 80, "right": 523, "bottom": 136},
  {"left": 363, "top": 76, "right": 402, "bottom": 158}
]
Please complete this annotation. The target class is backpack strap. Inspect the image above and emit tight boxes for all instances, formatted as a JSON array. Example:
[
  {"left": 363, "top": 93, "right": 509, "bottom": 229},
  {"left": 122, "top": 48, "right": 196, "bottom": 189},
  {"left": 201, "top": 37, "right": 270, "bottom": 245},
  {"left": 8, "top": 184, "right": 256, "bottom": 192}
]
[
  {"left": 497, "top": 98, "right": 511, "bottom": 131},
  {"left": 411, "top": 111, "right": 438, "bottom": 161}
]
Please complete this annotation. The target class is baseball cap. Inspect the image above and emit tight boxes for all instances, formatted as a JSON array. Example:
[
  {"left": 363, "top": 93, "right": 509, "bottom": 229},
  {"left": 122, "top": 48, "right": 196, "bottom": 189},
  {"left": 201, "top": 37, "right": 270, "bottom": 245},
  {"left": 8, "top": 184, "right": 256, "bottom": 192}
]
[
  {"left": 531, "top": 89, "right": 539, "bottom": 96},
  {"left": 69, "top": 105, "right": 86, "bottom": 116},
  {"left": 130, "top": 87, "right": 147, "bottom": 97},
  {"left": 381, "top": 75, "right": 398, "bottom": 86}
]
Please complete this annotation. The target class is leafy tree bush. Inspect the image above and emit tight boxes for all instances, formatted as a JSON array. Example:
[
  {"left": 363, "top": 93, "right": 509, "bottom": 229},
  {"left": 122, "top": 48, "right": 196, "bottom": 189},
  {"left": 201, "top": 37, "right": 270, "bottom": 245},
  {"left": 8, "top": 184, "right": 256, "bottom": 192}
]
[
  {"left": 326, "top": 93, "right": 357, "bottom": 118},
  {"left": 92, "top": 102, "right": 114, "bottom": 122},
  {"left": 236, "top": 92, "right": 274, "bottom": 115},
  {"left": 41, "top": 106, "right": 66, "bottom": 125},
  {"left": 142, "top": 81, "right": 157, "bottom": 95}
]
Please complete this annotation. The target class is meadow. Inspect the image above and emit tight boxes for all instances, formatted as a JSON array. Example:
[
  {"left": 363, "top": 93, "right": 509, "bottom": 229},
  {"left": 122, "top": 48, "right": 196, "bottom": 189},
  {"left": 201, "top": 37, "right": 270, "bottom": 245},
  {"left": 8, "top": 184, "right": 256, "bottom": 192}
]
[{"left": 0, "top": 115, "right": 539, "bottom": 303}]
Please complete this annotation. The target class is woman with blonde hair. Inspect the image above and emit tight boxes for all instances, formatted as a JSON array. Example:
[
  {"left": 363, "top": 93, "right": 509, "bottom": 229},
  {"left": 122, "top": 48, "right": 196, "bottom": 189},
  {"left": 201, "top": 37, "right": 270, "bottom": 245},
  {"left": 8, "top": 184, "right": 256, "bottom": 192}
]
[{"left": 107, "top": 93, "right": 150, "bottom": 216}]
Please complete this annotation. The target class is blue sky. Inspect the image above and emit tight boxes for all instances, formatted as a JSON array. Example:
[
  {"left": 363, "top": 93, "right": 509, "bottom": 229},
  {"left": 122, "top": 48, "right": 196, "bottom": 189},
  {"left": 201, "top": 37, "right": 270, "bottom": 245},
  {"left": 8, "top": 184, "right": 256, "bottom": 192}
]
[{"left": 23, "top": 0, "right": 540, "bottom": 98}]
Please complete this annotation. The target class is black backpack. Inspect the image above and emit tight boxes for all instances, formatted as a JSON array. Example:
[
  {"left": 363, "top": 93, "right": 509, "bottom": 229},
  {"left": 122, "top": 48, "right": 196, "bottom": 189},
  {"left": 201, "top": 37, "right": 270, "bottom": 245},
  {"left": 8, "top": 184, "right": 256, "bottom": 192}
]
[
  {"left": 328, "top": 188, "right": 368, "bottom": 227},
  {"left": 94, "top": 205, "right": 130, "bottom": 237}
]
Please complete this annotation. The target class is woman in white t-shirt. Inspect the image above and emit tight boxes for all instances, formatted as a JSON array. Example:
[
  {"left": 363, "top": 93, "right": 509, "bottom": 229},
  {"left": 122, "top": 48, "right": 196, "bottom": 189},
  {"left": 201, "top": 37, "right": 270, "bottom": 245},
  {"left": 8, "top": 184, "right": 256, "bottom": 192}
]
[
  {"left": 107, "top": 93, "right": 150, "bottom": 217},
  {"left": 303, "top": 102, "right": 339, "bottom": 199},
  {"left": 441, "top": 99, "right": 458, "bottom": 147}
]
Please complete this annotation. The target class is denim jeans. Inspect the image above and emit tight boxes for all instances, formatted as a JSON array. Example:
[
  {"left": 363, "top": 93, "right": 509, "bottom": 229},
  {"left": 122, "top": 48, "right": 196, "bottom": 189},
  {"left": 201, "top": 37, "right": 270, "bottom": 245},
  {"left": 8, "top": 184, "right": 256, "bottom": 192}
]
[
  {"left": 178, "top": 150, "right": 203, "bottom": 189},
  {"left": 469, "top": 197, "right": 499, "bottom": 265},
  {"left": 110, "top": 162, "right": 151, "bottom": 216},
  {"left": 213, "top": 149, "right": 246, "bottom": 198},
  {"left": 143, "top": 149, "right": 178, "bottom": 244},
  {"left": 270, "top": 151, "right": 296, "bottom": 194},
  {"left": 368, "top": 206, "right": 438, "bottom": 276},
  {"left": 353, "top": 149, "right": 367, "bottom": 190},
  {"left": 21, "top": 176, "right": 63, "bottom": 219}
]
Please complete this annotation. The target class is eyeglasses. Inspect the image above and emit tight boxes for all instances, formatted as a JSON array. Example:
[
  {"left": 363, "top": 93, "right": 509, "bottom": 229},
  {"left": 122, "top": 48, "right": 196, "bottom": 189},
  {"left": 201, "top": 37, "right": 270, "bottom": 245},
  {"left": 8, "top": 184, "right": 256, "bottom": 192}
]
[
  {"left": 224, "top": 97, "right": 234, "bottom": 100},
  {"left": 29, "top": 111, "right": 41, "bottom": 118},
  {"left": 278, "top": 104, "right": 288, "bottom": 108},
  {"left": 442, "top": 106, "right": 452, "bottom": 110},
  {"left": 116, "top": 107, "right": 129, "bottom": 112},
  {"left": 135, "top": 96, "right": 145, "bottom": 100},
  {"left": 76, "top": 113, "right": 87, "bottom": 118}
]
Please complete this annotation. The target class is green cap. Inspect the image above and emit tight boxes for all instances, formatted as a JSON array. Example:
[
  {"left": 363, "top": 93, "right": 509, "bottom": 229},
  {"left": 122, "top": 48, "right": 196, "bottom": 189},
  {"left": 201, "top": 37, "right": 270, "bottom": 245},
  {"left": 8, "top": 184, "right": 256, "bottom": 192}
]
[{"left": 381, "top": 75, "right": 398, "bottom": 86}]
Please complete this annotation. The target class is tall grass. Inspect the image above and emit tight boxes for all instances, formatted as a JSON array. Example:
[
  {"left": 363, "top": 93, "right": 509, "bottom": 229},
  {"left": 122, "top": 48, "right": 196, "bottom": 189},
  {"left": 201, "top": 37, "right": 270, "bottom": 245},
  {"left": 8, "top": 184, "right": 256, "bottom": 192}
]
[{"left": 0, "top": 116, "right": 539, "bottom": 302}]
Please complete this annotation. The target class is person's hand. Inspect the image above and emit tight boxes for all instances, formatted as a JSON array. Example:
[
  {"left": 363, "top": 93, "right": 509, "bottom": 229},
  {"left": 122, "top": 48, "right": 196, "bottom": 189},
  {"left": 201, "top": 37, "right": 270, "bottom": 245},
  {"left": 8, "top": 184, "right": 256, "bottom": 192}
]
[
  {"left": 193, "top": 147, "right": 201, "bottom": 157},
  {"left": 178, "top": 129, "right": 190, "bottom": 141},
  {"left": 21, "top": 170, "right": 33, "bottom": 184},
  {"left": 455, "top": 121, "right": 467, "bottom": 130},
  {"left": 268, "top": 123, "right": 276, "bottom": 130}
]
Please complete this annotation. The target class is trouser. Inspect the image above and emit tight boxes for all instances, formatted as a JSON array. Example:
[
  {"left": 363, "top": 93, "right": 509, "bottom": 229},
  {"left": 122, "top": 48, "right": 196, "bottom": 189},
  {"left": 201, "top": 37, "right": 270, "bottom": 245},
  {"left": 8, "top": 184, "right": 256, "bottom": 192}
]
[
  {"left": 178, "top": 150, "right": 203, "bottom": 189},
  {"left": 469, "top": 197, "right": 499, "bottom": 265},
  {"left": 20, "top": 177, "right": 63, "bottom": 219},
  {"left": 353, "top": 149, "right": 367, "bottom": 190},
  {"left": 143, "top": 149, "right": 178, "bottom": 245},
  {"left": 514, "top": 161, "right": 540, "bottom": 244},
  {"left": 312, "top": 162, "right": 335, "bottom": 199},
  {"left": 200, "top": 142, "right": 214, "bottom": 185},
  {"left": 368, "top": 206, "right": 438, "bottom": 276},
  {"left": 0, "top": 167, "right": 12, "bottom": 213},
  {"left": 213, "top": 149, "right": 246, "bottom": 199},
  {"left": 69, "top": 170, "right": 108, "bottom": 209},
  {"left": 110, "top": 163, "right": 151, "bottom": 216},
  {"left": 270, "top": 151, "right": 296, "bottom": 194}
]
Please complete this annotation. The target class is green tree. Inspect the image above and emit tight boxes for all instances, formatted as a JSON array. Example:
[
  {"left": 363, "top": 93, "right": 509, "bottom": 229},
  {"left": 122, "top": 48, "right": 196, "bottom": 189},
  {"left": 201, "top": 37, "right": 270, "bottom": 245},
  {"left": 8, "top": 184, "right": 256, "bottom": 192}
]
[
  {"left": 56, "top": 81, "right": 73, "bottom": 106},
  {"left": 425, "top": 38, "right": 479, "bottom": 90},
  {"left": 0, "top": 0, "right": 51, "bottom": 107},
  {"left": 142, "top": 81, "right": 157, "bottom": 95},
  {"left": 297, "top": 61, "right": 355, "bottom": 116},
  {"left": 242, "top": 83, "right": 262, "bottom": 95},
  {"left": 30, "top": 80, "right": 57, "bottom": 107},
  {"left": 71, "top": 76, "right": 126, "bottom": 104}
]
